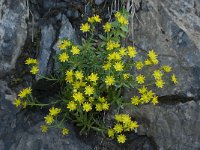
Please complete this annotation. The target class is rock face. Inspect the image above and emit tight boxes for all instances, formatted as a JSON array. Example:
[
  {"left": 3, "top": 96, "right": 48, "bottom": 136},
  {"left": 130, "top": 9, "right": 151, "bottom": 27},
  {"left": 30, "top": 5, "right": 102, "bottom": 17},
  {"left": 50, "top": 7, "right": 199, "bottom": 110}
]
[
  {"left": 130, "top": 0, "right": 200, "bottom": 99},
  {"left": 0, "top": 1, "right": 92, "bottom": 150},
  {"left": 1, "top": 0, "right": 200, "bottom": 149},
  {"left": 0, "top": 95, "right": 92, "bottom": 150},
  {"left": 126, "top": 0, "right": 200, "bottom": 149},
  {"left": 37, "top": 14, "right": 78, "bottom": 77},
  {"left": 127, "top": 100, "right": 200, "bottom": 150},
  {"left": 0, "top": 0, "right": 28, "bottom": 77}
]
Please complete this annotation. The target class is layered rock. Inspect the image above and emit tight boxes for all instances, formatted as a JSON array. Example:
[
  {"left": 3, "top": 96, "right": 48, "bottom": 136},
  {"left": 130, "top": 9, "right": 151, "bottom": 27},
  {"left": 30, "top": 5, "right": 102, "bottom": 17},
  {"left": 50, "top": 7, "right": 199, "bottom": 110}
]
[
  {"left": 130, "top": 0, "right": 200, "bottom": 99},
  {"left": 0, "top": 0, "right": 200, "bottom": 149},
  {"left": 125, "top": 100, "right": 200, "bottom": 150},
  {"left": 0, "top": 0, "right": 29, "bottom": 77}
]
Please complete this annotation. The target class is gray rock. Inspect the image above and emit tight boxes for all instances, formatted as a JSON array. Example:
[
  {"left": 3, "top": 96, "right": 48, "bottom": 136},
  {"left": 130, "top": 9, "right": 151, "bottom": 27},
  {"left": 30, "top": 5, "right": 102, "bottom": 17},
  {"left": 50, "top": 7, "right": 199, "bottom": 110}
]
[
  {"left": 10, "top": 123, "right": 92, "bottom": 150},
  {"left": 95, "top": 0, "right": 105, "bottom": 5},
  {"left": 42, "top": 0, "right": 67, "bottom": 10},
  {"left": 0, "top": 91, "right": 92, "bottom": 150},
  {"left": 125, "top": 100, "right": 200, "bottom": 150},
  {"left": 130, "top": 0, "right": 200, "bottom": 99},
  {"left": 53, "top": 14, "right": 78, "bottom": 71},
  {"left": 37, "top": 24, "right": 55, "bottom": 78},
  {"left": 0, "top": 0, "right": 28, "bottom": 77},
  {"left": 54, "top": 14, "right": 78, "bottom": 50},
  {"left": 37, "top": 14, "right": 77, "bottom": 77}
]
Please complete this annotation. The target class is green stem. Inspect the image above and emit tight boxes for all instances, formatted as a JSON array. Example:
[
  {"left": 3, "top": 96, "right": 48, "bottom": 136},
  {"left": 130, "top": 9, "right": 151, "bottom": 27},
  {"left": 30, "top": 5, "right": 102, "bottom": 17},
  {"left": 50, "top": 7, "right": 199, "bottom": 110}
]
[
  {"left": 27, "top": 103, "right": 50, "bottom": 107},
  {"left": 37, "top": 74, "right": 58, "bottom": 81}
]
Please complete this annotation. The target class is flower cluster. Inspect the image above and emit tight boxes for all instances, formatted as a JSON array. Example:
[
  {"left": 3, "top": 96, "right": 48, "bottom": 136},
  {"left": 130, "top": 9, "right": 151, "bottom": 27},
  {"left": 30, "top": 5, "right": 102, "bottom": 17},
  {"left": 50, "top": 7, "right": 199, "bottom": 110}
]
[
  {"left": 13, "top": 10, "right": 178, "bottom": 144},
  {"left": 13, "top": 87, "right": 32, "bottom": 108},
  {"left": 25, "top": 58, "right": 39, "bottom": 75},
  {"left": 108, "top": 114, "right": 139, "bottom": 143}
]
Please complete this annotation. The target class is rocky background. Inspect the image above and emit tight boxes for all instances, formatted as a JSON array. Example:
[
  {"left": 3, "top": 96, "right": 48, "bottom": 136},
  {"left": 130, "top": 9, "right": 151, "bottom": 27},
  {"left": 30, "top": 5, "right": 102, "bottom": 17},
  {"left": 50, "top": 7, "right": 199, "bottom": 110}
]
[{"left": 0, "top": 0, "right": 200, "bottom": 150}]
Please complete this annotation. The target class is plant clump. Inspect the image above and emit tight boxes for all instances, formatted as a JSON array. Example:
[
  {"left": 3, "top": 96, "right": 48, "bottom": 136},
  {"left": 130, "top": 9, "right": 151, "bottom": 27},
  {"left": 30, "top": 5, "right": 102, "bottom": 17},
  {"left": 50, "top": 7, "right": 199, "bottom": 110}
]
[{"left": 13, "top": 10, "right": 178, "bottom": 143}]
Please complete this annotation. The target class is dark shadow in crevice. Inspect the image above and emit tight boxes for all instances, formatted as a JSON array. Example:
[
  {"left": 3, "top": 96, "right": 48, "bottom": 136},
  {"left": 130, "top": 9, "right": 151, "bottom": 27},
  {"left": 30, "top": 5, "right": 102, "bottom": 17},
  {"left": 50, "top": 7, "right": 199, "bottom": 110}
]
[
  {"left": 158, "top": 95, "right": 194, "bottom": 105},
  {"left": 32, "top": 78, "right": 61, "bottom": 104}
]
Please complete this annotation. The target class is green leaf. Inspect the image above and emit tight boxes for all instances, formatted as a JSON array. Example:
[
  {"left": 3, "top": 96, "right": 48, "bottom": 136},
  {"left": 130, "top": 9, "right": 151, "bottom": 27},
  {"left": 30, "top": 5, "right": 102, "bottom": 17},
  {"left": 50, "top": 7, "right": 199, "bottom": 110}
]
[
  {"left": 120, "top": 26, "right": 129, "bottom": 32},
  {"left": 119, "top": 32, "right": 127, "bottom": 38},
  {"left": 98, "top": 34, "right": 105, "bottom": 40}
]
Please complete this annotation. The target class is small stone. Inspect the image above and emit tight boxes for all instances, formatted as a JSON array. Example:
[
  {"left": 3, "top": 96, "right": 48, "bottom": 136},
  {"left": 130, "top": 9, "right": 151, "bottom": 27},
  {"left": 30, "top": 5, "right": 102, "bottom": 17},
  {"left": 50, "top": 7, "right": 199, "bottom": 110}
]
[{"left": 95, "top": 0, "right": 105, "bottom": 5}]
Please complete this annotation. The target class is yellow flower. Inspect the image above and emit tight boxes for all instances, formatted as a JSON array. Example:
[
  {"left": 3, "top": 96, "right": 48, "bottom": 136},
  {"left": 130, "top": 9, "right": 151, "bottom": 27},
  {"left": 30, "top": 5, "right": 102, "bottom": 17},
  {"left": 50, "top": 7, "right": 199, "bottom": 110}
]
[
  {"left": 30, "top": 66, "right": 39, "bottom": 74},
  {"left": 67, "top": 101, "right": 77, "bottom": 111},
  {"left": 66, "top": 70, "right": 73, "bottom": 76},
  {"left": 123, "top": 73, "right": 130, "bottom": 80},
  {"left": 80, "top": 23, "right": 90, "bottom": 32},
  {"left": 59, "top": 52, "right": 69, "bottom": 62},
  {"left": 71, "top": 46, "right": 80, "bottom": 55},
  {"left": 58, "top": 39, "right": 71, "bottom": 50},
  {"left": 13, "top": 98, "right": 21, "bottom": 107},
  {"left": 115, "top": 114, "right": 123, "bottom": 122},
  {"left": 44, "top": 115, "right": 54, "bottom": 125},
  {"left": 113, "top": 123, "right": 123, "bottom": 133},
  {"left": 25, "top": 58, "right": 37, "bottom": 65},
  {"left": 131, "top": 96, "right": 140, "bottom": 106},
  {"left": 171, "top": 74, "right": 178, "bottom": 84},
  {"left": 83, "top": 102, "right": 92, "bottom": 112},
  {"left": 117, "top": 16, "right": 128, "bottom": 25},
  {"left": 146, "top": 90, "right": 155, "bottom": 99},
  {"left": 92, "top": 15, "right": 102, "bottom": 23},
  {"left": 148, "top": 49, "right": 157, "bottom": 59},
  {"left": 73, "top": 92, "right": 84, "bottom": 103},
  {"left": 115, "top": 12, "right": 121, "bottom": 18},
  {"left": 65, "top": 70, "right": 74, "bottom": 83},
  {"left": 18, "top": 87, "right": 32, "bottom": 98},
  {"left": 107, "top": 53, "right": 115, "bottom": 61},
  {"left": 153, "top": 70, "right": 163, "bottom": 80},
  {"left": 73, "top": 81, "right": 83, "bottom": 89},
  {"left": 102, "top": 62, "right": 111, "bottom": 70},
  {"left": 148, "top": 50, "right": 158, "bottom": 64},
  {"left": 121, "top": 114, "right": 131, "bottom": 124},
  {"left": 138, "top": 86, "right": 147, "bottom": 94},
  {"left": 105, "top": 76, "right": 115, "bottom": 86},
  {"left": 85, "top": 85, "right": 94, "bottom": 96},
  {"left": 108, "top": 52, "right": 122, "bottom": 61},
  {"left": 108, "top": 128, "right": 115, "bottom": 139},
  {"left": 119, "top": 47, "right": 127, "bottom": 56},
  {"left": 155, "top": 79, "right": 165, "bottom": 88},
  {"left": 135, "top": 61, "right": 144, "bottom": 70},
  {"left": 144, "top": 59, "right": 152, "bottom": 65},
  {"left": 95, "top": 103, "right": 103, "bottom": 111},
  {"left": 40, "top": 125, "right": 48, "bottom": 133},
  {"left": 128, "top": 121, "right": 139, "bottom": 131},
  {"left": 117, "top": 134, "right": 126, "bottom": 144},
  {"left": 88, "top": 17, "right": 94, "bottom": 23},
  {"left": 88, "top": 73, "right": 99, "bottom": 82},
  {"left": 103, "top": 22, "right": 111, "bottom": 32},
  {"left": 127, "top": 46, "right": 137, "bottom": 58},
  {"left": 152, "top": 95, "right": 158, "bottom": 105},
  {"left": 62, "top": 128, "right": 69, "bottom": 135},
  {"left": 102, "top": 102, "right": 110, "bottom": 110},
  {"left": 106, "top": 41, "right": 115, "bottom": 50},
  {"left": 140, "top": 93, "right": 150, "bottom": 103},
  {"left": 75, "top": 71, "right": 84, "bottom": 80},
  {"left": 115, "top": 12, "right": 128, "bottom": 25},
  {"left": 113, "top": 62, "right": 124, "bottom": 71},
  {"left": 49, "top": 107, "right": 61, "bottom": 116},
  {"left": 115, "top": 52, "right": 121, "bottom": 60},
  {"left": 98, "top": 97, "right": 106, "bottom": 103},
  {"left": 163, "top": 65, "right": 172, "bottom": 72},
  {"left": 136, "top": 74, "right": 145, "bottom": 84},
  {"left": 113, "top": 42, "right": 120, "bottom": 48}
]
